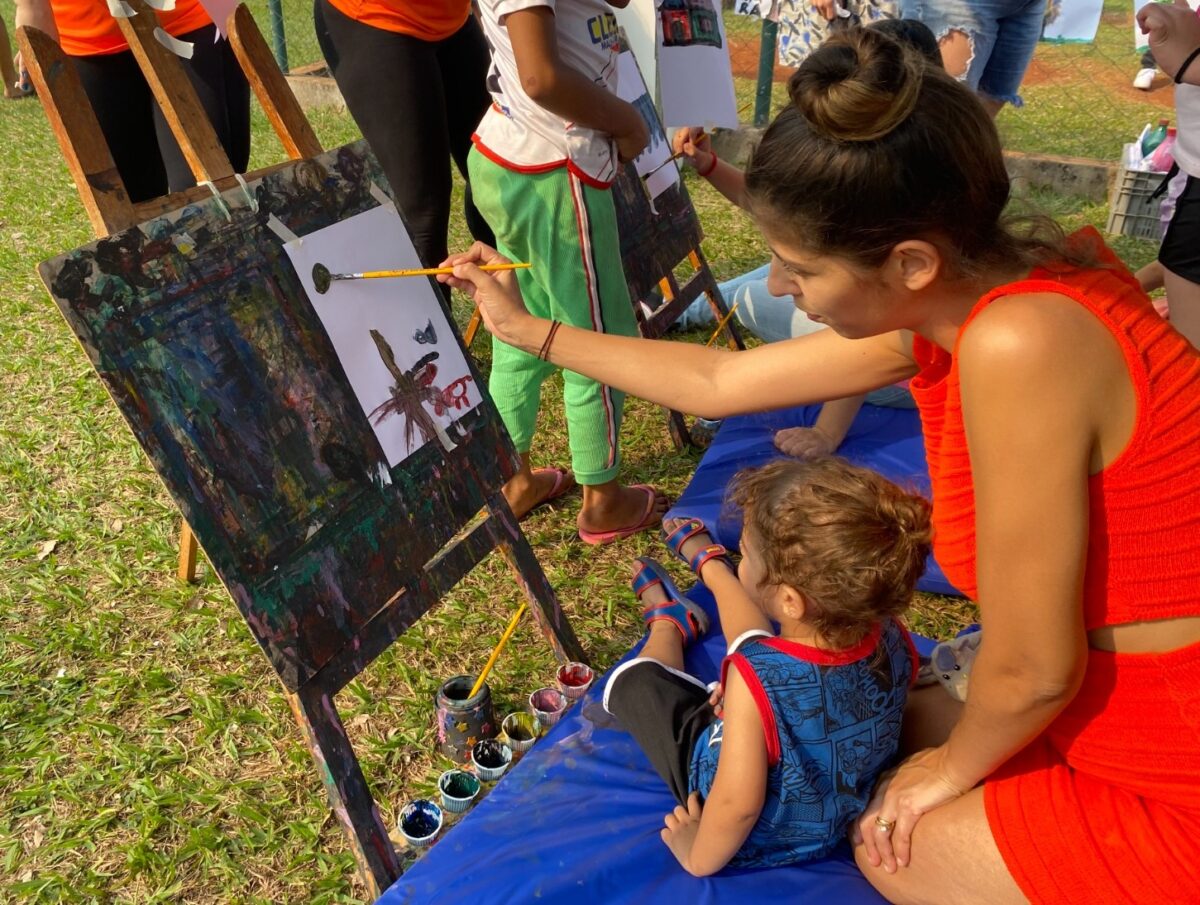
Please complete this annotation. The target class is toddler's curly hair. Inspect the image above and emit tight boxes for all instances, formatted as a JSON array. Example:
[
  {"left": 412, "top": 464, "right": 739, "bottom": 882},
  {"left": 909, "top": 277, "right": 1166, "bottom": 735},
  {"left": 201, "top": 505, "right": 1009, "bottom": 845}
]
[{"left": 728, "top": 457, "right": 933, "bottom": 649}]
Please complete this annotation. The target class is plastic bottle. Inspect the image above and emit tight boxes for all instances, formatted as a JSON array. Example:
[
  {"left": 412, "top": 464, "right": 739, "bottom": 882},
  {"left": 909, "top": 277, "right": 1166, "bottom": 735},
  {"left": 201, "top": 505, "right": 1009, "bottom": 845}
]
[
  {"left": 1142, "top": 118, "right": 1171, "bottom": 156},
  {"left": 1149, "top": 127, "right": 1178, "bottom": 172}
]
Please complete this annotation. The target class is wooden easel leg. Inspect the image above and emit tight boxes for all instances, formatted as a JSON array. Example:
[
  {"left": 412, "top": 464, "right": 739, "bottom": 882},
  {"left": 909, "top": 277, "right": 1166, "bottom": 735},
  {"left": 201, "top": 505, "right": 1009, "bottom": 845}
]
[
  {"left": 288, "top": 685, "right": 401, "bottom": 898},
  {"left": 487, "top": 494, "right": 587, "bottom": 663},
  {"left": 177, "top": 521, "right": 199, "bottom": 582}
]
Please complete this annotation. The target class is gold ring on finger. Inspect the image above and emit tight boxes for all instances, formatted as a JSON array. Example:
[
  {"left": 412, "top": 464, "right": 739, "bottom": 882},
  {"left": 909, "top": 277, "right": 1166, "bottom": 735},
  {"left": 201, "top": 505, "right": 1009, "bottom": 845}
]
[{"left": 874, "top": 816, "right": 895, "bottom": 834}]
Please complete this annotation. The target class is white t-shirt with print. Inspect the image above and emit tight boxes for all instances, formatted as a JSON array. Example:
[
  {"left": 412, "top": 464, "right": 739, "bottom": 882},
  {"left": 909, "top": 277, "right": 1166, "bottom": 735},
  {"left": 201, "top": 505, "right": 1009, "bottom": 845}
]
[{"left": 474, "top": 0, "right": 621, "bottom": 187}]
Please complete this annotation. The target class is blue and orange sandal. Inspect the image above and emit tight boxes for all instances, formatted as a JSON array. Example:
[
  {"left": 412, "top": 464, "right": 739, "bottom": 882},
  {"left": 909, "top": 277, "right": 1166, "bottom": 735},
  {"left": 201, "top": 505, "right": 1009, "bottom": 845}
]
[
  {"left": 661, "top": 518, "right": 734, "bottom": 576},
  {"left": 632, "top": 556, "right": 710, "bottom": 646}
]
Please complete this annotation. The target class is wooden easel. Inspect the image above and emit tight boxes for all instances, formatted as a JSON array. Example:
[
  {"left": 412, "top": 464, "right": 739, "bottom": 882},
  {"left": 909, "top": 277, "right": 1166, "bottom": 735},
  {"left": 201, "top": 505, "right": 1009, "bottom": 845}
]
[
  {"left": 17, "top": 0, "right": 318, "bottom": 581},
  {"left": 24, "top": 5, "right": 584, "bottom": 897}
]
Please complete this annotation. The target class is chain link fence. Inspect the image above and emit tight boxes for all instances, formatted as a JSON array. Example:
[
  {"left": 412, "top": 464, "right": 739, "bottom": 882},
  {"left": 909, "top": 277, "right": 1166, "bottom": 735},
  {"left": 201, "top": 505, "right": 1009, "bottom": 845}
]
[{"left": 722, "top": 0, "right": 1170, "bottom": 163}]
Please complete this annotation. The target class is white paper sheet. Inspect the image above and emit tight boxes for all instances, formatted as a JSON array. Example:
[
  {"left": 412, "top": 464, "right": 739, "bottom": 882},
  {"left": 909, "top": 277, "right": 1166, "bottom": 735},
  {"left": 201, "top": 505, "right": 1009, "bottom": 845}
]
[
  {"left": 1041, "top": 0, "right": 1103, "bottom": 43},
  {"left": 197, "top": 0, "right": 239, "bottom": 36},
  {"left": 656, "top": 0, "right": 738, "bottom": 130},
  {"left": 616, "top": 50, "right": 679, "bottom": 202},
  {"left": 615, "top": 0, "right": 660, "bottom": 105},
  {"left": 283, "top": 203, "right": 482, "bottom": 467}
]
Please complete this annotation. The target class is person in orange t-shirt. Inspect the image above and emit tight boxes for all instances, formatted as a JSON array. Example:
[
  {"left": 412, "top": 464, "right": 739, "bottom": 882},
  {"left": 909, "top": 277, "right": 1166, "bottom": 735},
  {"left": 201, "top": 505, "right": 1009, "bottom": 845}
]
[
  {"left": 313, "top": 0, "right": 495, "bottom": 270},
  {"left": 13, "top": 0, "right": 249, "bottom": 203}
]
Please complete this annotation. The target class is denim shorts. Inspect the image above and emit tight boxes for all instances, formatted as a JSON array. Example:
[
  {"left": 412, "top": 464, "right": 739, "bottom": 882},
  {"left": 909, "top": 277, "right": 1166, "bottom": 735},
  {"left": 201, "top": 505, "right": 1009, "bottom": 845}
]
[{"left": 899, "top": 0, "right": 1044, "bottom": 105}]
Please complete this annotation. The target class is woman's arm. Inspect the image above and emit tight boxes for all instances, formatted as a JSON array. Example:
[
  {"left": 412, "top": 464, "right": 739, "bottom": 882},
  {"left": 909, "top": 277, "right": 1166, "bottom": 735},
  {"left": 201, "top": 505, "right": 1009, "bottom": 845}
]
[
  {"left": 858, "top": 293, "right": 1099, "bottom": 872},
  {"left": 661, "top": 668, "right": 767, "bottom": 876},
  {"left": 441, "top": 246, "right": 916, "bottom": 417}
]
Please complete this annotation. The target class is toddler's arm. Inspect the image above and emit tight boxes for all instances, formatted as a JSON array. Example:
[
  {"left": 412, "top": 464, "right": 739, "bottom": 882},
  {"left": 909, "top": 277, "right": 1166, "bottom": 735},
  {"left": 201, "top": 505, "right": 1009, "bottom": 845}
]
[
  {"left": 506, "top": 8, "right": 648, "bottom": 160},
  {"left": 661, "top": 668, "right": 767, "bottom": 876},
  {"left": 697, "top": 557, "right": 773, "bottom": 650}
]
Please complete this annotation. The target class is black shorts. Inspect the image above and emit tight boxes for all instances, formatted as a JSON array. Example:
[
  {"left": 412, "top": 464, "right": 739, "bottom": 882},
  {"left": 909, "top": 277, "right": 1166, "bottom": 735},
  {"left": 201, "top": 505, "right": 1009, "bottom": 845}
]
[
  {"left": 1160, "top": 174, "right": 1200, "bottom": 284},
  {"left": 603, "top": 659, "right": 718, "bottom": 805}
]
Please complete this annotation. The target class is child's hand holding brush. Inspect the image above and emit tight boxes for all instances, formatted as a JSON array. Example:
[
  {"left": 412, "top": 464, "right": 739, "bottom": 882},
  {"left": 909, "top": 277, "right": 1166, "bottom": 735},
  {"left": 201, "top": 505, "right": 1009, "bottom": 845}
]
[{"left": 672, "top": 127, "right": 717, "bottom": 176}]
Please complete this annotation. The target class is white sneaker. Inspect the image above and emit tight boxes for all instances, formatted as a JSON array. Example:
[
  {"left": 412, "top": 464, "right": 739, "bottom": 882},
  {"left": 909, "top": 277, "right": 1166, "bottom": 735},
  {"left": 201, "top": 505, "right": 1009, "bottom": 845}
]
[{"left": 1133, "top": 67, "right": 1157, "bottom": 90}]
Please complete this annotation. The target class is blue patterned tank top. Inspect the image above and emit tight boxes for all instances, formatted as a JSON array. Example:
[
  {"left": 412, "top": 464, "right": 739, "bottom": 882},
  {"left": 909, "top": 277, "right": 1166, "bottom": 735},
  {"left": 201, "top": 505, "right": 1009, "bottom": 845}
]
[{"left": 688, "top": 619, "right": 916, "bottom": 868}]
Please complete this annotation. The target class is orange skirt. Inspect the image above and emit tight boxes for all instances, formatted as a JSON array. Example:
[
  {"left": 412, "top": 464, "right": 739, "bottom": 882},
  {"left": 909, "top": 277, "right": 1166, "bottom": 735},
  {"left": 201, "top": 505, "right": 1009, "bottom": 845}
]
[{"left": 985, "top": 641, "right": 1200, "bottom": 904}]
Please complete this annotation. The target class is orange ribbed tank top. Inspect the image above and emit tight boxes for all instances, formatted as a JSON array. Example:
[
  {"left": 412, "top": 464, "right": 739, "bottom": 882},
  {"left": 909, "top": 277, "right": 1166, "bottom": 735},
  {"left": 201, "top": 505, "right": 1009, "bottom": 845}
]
[{"left": 911, "top": 229, "right": 1200, "bottom": 631}]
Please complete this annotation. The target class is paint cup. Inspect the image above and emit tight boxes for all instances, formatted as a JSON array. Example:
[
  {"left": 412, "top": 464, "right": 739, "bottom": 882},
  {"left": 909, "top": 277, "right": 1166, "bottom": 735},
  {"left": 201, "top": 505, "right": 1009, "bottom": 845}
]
[
  {"left": 438, "top": 769, "right": 481, "bottom": 814},
  {"left": 500, "top": 711, "right": 540, "bottom": 754},
  {"left": 556, "top": 662, "right": 595, "bottom": 701},
  {"left": 398, "top": 799, "right": 443, "bottom": 848},
  {"left": 470, "top": 738, "right": 513, "bottom": 782},
  {"left": 529, "top": 687, "right": 568, "bottom": 728},
  {"left": 434, "top": 675, "right": 496, "bottom": 763}
]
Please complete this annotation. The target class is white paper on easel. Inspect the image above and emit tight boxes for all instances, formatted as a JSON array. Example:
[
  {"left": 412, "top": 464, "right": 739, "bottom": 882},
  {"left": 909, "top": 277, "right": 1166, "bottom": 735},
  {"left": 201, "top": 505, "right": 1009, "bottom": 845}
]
[
  {"left": 616, "top": 0, "right": 659, "bottom": 106},
  {"left": 197, "top": 0, "right": 240, "bottom": 36},
  {"left": 616, "top": 51, "right": 679, "bottom": 202},
  {"left": 656, "top": 0, "right": 738, "bottom": 130},
  {"left": 1041, "top": 0, "right": 1103, "bottom": 43},
  {"left": 283, "top": 204, "right": 483, "bottom": 467}
]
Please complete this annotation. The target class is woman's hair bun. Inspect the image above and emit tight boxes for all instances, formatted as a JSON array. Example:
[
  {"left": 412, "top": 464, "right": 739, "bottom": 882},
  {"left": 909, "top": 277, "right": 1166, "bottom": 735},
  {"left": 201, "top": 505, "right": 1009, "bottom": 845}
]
[{"left": 787, "top": 27, "right": 925, "bottom": 143}]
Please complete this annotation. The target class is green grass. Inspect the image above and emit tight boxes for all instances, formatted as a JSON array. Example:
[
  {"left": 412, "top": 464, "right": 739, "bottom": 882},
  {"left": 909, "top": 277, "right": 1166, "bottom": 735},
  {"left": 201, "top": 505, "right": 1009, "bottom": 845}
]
[{"left": 0, "top": 3, "right": 1162, "bottom": 902}]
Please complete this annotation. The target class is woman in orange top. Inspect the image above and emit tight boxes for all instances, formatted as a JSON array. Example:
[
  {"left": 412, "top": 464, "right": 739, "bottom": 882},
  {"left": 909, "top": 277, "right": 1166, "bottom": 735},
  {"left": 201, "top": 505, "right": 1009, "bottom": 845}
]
[
  {"left": 313, "top": 0, "right": 495, "bottom": 270},
  {"left": 13, "top": 0, "right": 249, "bottom": 203},
  {"left": 440, "top": 27, "right": 1200, "bottom": 905}
]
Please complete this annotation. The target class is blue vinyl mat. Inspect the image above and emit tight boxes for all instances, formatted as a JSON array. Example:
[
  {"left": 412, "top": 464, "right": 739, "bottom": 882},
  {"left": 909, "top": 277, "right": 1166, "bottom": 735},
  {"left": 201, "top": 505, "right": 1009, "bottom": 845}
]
[
  {"left": 665, "top": 404, "right": 961, "bottom": 598},
  {"left": 379, "top": 402, "right": 951, "bottom": 904},
  {"left": 380, "top": 585, "right": 937, "bottom": 905}
]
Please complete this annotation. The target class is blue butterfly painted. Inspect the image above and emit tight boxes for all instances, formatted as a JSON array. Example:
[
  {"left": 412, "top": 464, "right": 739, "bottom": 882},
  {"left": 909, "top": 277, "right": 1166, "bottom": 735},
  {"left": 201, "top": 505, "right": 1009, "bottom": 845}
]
[{"left": 413, "top": 320, "right": 437, "bottom": 345}]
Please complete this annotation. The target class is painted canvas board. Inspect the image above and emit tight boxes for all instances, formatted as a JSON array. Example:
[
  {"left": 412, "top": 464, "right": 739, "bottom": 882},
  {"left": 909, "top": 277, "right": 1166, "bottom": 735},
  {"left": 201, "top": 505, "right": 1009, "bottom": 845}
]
[
  {"left": 38, "top": 142, "right": 517, "bottom": 690},
  {"left": 656, "top": 0, "right": 738, "bottom": 129},
  {"left": 615, "top": 50, "right": 678, "bottom": 203},
  {"left": 283, "top": 204, "right": 482, "bottom": 467},
  {"left": 1041, "top": 0, "right": 1102, "bottom": 43}
]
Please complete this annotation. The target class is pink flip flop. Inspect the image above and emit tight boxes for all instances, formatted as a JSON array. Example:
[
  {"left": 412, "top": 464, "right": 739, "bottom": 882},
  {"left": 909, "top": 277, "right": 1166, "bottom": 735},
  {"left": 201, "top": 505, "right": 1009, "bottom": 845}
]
[
  {"left": 523, "top": 467, "right": 575, "bottom": 520},
  {"left": 577, "top": 484, "right": 665, "bottom": 546}
]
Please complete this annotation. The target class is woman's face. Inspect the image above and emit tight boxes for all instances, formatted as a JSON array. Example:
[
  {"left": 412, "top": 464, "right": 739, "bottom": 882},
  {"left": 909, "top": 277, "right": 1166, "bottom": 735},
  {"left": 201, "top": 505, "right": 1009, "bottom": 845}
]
[{"left": 760, "top": 229, "right": 905, "bottom": 340}]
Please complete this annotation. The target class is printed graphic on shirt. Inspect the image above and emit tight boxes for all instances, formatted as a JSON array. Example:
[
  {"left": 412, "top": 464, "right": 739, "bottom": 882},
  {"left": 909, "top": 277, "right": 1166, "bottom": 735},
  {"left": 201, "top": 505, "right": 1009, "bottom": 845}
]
[{"left": 474, "top": 0, "right": 621, "bottom": 185}]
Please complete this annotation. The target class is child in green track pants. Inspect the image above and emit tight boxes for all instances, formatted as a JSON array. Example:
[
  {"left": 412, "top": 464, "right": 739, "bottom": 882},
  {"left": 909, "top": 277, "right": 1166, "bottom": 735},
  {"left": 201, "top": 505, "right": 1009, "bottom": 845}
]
[{"left": 469, "top": 0, "right": 668, "bottom": 543}]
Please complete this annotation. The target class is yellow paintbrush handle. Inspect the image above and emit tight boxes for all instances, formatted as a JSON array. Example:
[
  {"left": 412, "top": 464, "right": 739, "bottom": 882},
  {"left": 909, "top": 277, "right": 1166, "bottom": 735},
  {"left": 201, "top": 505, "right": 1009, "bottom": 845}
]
[
  {"left": 468, "top": 602, "right": 528, "bottom": 700},
  {"left": 349, "top": 262, "right": 531, "bottom": 279}
]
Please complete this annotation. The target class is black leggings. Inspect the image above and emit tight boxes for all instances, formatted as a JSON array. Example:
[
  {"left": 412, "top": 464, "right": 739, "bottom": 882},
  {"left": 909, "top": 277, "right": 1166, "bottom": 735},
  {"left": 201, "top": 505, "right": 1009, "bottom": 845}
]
[
  {"left": 313, "top": 0, "right": 495, "bottom": 267},
  {"left": 70, "top": 24, "right": 251, "bottom": 204}
]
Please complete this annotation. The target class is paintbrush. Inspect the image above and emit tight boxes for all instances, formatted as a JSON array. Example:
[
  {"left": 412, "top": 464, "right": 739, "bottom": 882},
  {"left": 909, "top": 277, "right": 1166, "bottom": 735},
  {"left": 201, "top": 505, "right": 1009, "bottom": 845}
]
[
  {"left": 311, "top": 261, "right": 531, "bottom": 294},
  {"left": 468, "top": 602, "right": 528, "bottom": 699},
  {"left": 641, "top": 103, "right": 753, "bottom": 181},
  {"left": 705, "top": 301, "right": 740, "bottom": 347}
]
